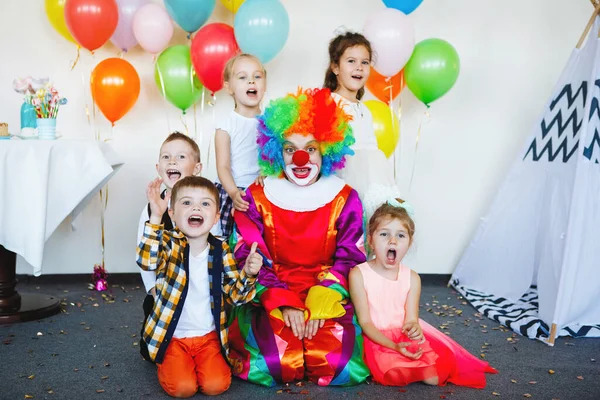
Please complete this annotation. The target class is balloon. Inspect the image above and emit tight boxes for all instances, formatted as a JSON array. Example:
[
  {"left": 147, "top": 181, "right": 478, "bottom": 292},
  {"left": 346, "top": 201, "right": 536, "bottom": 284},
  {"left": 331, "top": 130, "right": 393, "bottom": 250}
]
[
  {"left": 366, "top": 68, "right": 405, "bottom": 104},
  {"left": 382, "top": 0, "right": 423, "bottom": 15},
  {"left": 91, "top": 58, "right": 140, "bottom": 125},
  {"left": 110, "top": 0, "right": 149, "bottom": 52},
  {"left": 220, "top": 0, "right": 245, "bottom": 13},
  {"left": 234, "top": 0, "right": 289, "bottom": 63},
  {"left": 133, "top": 4, "right": 174, "bottom": 54},
  {"left": 155, "top": 45, "right": 204, "bottom": 112},
  {"left": 363, "top": 8, "right": 415, "bottom": 77},
  {"left": 191, "top": 23, "right": 240, "bottom": 94},
  {"left": 64, "top": 0, "right": 119, "bottom": 52},
  {"left": 164, "top": 0, "right": 216, "bottom": 34},
  {"left": 45, "top": 0, "right": 76, "bottom": 44},
  {"left": 404, "top": 38, "right": 460, "bottom": 105},
  {"left": 364, "top": 100, "right": 400, "bottom": 158}
]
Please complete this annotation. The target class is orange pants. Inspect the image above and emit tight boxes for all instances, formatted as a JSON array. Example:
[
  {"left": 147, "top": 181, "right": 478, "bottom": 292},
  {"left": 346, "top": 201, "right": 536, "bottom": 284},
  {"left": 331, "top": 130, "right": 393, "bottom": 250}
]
[{"left": 157, "top": 331, "right": 231, "bottom": 397}]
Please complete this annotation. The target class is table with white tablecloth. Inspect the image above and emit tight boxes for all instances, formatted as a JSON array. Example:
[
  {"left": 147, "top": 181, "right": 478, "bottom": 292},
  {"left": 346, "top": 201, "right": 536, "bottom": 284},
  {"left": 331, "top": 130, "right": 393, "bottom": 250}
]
[{"left": 0, "top": 139, "right": 123, "bottom": 323}]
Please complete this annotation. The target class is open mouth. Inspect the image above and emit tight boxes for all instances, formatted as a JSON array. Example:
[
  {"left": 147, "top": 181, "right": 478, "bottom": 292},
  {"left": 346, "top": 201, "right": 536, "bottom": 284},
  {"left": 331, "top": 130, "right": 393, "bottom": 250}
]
[
  {"left": 352, "top": 74, "right": 363, "bottom": 81},
  {"left": 188, "top": 215, "right": 204, "bottom": 228},
  {"left": 167, "top": 169, "right": 181, "bottom": 180},
  {"left": 246, "top": 88, "right": 258, "bottom": 97},
  {"left": 386, "top": 248, "right": 397, "bottom": 264},
  {"left": 292, "top": 167, "right": 311, "bottom": 179}
]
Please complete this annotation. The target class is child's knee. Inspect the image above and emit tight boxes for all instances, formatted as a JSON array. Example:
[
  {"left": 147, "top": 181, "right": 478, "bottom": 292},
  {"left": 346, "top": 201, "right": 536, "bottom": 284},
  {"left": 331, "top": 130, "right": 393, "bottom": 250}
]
[
  {"left": 422, "top": 376, "right": 439, "bottom": 386},
  {"left": 160, "top": 379, "right": 197, "bottom": 398},
  {"left": 201, "top": 372, "right": 231, "bottom": 396}
]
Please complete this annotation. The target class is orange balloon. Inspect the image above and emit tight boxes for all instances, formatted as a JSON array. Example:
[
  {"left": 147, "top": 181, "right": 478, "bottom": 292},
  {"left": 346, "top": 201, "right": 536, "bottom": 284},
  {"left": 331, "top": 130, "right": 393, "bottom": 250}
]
[
  {"left": 366, "top": 68, "right": 405, "bottom": 104},
  {"left": 91, "top": 58, "right": 140, "bottom": 125}
]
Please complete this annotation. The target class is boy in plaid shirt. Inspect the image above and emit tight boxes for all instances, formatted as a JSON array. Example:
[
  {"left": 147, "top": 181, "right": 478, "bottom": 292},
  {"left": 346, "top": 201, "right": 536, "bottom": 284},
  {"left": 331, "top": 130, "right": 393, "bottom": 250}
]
[{"left": 137, "top": 176, "right": 263, "bottom": 397}]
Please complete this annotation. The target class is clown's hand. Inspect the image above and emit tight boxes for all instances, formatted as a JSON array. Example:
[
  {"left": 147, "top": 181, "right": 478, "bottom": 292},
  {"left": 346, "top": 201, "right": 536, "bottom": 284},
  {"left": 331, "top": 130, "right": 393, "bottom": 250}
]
[{"left": 243, "top": 242, "right": 262, "bottom": 277}]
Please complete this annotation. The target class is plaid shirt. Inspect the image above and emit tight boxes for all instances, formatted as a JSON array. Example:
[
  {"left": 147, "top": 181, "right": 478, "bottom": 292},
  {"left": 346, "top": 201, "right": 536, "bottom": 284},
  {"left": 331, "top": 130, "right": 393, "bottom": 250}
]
[{"left": 136, "top": 222, "right": 256, "bottom": 364}]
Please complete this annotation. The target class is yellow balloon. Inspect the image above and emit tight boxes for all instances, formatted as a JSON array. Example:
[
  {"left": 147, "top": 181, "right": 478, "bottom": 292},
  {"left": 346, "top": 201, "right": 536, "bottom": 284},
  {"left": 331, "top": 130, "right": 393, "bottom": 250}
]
[
  {"left": 364, "top": 100, "right": 400, "bottom": 158},
  {"left": 220, "top": 0, "right": 246, "bottom": 13},
  {"left": 45, "top": 0, "right": 76, "bottom": 44}
]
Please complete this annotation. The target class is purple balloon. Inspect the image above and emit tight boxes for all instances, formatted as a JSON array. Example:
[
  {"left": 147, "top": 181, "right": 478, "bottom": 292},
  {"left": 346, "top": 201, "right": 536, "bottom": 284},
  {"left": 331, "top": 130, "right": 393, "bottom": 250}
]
[{"left": 110, "top": 0, "right": 150, "bottom": 52}]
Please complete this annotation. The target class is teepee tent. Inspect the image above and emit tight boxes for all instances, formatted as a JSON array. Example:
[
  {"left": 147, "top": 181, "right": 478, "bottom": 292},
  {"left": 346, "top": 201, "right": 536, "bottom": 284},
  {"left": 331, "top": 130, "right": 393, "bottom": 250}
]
[{"left": 451, "top": 4, "right": 600, "bottom": 345}]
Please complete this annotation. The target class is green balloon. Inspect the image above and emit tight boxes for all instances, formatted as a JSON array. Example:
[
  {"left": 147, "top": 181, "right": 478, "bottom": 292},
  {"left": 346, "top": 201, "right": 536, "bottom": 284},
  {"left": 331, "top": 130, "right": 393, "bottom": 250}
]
[
  {"left": 154, "top": 45, "right": 203, "bottom": 112},
  {"left": 404, "top": 38, "right": 460, "bottom": 106}
]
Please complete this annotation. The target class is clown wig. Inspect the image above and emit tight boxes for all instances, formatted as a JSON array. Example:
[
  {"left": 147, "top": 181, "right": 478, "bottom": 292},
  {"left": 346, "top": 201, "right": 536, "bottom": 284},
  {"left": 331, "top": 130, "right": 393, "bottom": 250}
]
[{"left": 257, "top": 87, "right": 355, "bottom": 177}]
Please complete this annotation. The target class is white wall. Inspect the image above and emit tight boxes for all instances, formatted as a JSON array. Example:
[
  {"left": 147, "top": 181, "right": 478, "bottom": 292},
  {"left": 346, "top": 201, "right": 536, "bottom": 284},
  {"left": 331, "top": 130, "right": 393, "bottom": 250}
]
[{"left": 1, "top": 0, "right": 593, "bottom": 275}]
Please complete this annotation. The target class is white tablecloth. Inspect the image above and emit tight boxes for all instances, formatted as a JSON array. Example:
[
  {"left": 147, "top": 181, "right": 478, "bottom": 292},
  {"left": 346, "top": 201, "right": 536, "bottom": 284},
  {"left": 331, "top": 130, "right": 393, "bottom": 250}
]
[{"left": 0, "top": 139, "right": 123, "bottom": 276}]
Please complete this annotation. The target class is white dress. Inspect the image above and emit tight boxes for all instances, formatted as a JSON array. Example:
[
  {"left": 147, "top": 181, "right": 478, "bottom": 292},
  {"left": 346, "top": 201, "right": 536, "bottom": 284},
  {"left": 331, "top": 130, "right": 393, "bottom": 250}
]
[{"left": 331, "top": 93, "right": 401, "bottom": 219}]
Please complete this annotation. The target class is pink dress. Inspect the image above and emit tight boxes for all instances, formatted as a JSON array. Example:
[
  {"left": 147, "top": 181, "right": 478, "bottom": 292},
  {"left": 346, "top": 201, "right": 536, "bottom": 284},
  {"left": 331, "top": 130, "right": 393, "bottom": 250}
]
[{"left": 357, "top": 262, "right": 497, "bottom": 387}]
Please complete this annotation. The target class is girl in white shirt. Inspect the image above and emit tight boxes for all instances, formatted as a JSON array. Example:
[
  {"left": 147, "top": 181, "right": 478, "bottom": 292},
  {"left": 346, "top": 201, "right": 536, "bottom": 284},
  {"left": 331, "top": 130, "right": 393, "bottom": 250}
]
[
  {"left": 214, "top": 54, "right": 267, "bottom": 238},
  {"left": 324, "top": 32, "right": 402, "bottom": 219}
]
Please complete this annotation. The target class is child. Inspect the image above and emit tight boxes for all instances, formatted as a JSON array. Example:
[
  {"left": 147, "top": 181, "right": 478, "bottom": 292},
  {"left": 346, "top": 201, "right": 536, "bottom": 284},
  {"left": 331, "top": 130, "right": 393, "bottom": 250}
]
[
  {"left": 136, "top": 132, "right": 202, "bottom": 361},
  {"left": 349, "top": 200, "right": 497, "bottom": 388},
  {"left": 136, "top": 176, "right": 263, "bottom": 397},
  {"left": 324, "top": 31, "right": 401, "bottom": 218},
  {"left": 214, "top": 53, "right": 266, "bottom": 238}
]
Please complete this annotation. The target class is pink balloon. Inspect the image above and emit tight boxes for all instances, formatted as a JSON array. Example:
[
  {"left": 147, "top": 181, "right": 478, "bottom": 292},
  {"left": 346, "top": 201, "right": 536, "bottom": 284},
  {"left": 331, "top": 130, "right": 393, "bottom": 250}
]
[
  {"left": 364, "top": 8, "right": 415, "bottom": 77},
  {"left": 132, "top": 3, "right": 174, "bottom": 54},
  {"left": 111, "top": 0, "right": 150, "bottom": 52}
]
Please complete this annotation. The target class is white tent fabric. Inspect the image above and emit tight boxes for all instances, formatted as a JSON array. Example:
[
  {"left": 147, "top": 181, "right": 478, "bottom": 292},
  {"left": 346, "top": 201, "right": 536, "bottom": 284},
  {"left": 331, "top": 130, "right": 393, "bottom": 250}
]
[{"left": 451, "top": 19, "right": 600, "bottom": 343}]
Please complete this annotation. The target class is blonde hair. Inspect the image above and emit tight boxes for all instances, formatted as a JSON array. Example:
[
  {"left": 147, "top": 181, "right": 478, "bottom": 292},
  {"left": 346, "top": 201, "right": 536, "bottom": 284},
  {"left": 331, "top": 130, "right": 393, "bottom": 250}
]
[
  {"left": 368, "top": 199, "right": 416, "bottom": 241},
  {"left": 223, "top": 53, "right": 267, "bottom": 84}
]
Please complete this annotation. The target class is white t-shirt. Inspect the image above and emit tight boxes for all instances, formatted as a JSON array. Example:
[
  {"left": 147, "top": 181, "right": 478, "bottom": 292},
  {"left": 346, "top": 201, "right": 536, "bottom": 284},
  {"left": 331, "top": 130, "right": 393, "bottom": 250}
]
[
  {"left": 216, "top": 111, "right": 260, "bottom": 188},
  {"left": 173, "top": 245, "right": 216, "bottom": 338},
  {"left": 331, "top": 92, "right": 378, "bottom": 151}
]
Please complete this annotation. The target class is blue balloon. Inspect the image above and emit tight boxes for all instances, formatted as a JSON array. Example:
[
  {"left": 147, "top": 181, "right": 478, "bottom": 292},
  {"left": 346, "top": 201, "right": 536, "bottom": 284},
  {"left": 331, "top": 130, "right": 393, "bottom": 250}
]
[
  {"left": 234, "top": 0, "right": 289, "bottom": 63},
  {"left": 382, "top": 0, "right": 423, "bottom": 14},
  {"left": 164, "top": 0, "right": 216, "bottom": 34}
]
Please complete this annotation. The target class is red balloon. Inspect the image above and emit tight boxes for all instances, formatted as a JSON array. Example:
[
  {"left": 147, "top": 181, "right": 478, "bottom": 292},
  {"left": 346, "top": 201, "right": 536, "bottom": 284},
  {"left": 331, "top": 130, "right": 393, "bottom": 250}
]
[
  {"left": 191, "top": 23, "right": 240, "bottom": 94},
  {"left": 65, "top": 0, "right": 119, "bottom": 52},
  {"left": 366, "top": 68, "right": 405, "bottom": 104},
  {"left": 91, "top": 58, "right": 140, "bottom": 125}
]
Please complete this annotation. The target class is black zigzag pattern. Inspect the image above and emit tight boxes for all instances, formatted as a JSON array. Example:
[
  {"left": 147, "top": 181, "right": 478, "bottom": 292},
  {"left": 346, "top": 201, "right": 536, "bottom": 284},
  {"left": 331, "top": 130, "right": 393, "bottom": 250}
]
[
  {"left": 583, "top": 128, "right": 600, "bottom": 162},
  {"left": 451, "top": 281, "right": 600, "bottom": 340},
  {"left": 583, "top": 81, "right": 600, "bottom": 162},
  {"left": 524, "top": 82, "right": 587, "bottom": 163}
]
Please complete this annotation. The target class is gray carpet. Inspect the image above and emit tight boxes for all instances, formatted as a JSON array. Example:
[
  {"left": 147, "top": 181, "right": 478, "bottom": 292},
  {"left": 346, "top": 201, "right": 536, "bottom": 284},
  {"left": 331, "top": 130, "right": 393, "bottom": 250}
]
[{"left": 1, "top": 275, "right": 599, "bottom": 400}]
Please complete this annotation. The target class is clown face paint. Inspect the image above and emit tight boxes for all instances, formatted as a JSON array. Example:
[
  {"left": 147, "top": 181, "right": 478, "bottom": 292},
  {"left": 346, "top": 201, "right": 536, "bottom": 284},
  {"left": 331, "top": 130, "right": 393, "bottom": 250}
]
[{"left": 283, "top": 133, "right": 322, "bottom": 186}]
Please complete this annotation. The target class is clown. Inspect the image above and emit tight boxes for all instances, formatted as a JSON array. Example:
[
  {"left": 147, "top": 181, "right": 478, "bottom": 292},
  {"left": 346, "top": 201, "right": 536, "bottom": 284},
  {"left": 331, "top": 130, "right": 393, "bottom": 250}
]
[{"left": 228, "top": 88, "right": 370, "bottom": 387}]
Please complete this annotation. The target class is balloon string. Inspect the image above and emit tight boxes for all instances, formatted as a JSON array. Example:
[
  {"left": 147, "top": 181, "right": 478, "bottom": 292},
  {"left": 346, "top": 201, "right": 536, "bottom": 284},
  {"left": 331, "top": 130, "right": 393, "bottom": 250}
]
[
  {"left": 99, "top": 185, "right": 109, "bottom": 270},
  {"left": 200, "top": 88, "right": 206, "bottom": 141},
  {"left": 388, "top": 83, "right": 399, "bottom": 181},
  {"left": 193, "top": 102, "right": 198, "bottom": 142},
  {"left": 90, "top": 53, "right": 100, "bottom": 141},
  {"left": 70, "top": 45, "right": 81, "bottom": 71},
  {"left": 181, "top": 112, "right": 189, "bottom": 136},
  {"left": 408, "top": 110, "right": 428, "bottom": 193},
  {"left": 82, "top": 71, "right": 92, "bottom": 128},
  {"left": 156, "top": 59, "right": 171, "bottom": 133},
  {"left": 206, "top": 93, "right": 217, "bottom": 169}
]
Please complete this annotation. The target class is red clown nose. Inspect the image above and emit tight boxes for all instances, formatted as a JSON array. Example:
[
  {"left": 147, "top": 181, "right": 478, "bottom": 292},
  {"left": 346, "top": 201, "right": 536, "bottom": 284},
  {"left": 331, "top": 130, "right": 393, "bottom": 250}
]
[{"left": 292, "top": 150, "right": 310, "bottom": 166}]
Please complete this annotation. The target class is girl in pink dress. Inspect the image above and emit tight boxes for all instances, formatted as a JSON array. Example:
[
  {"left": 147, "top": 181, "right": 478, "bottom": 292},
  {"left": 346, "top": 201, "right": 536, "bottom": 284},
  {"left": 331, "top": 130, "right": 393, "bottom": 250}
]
[{"left": 349, "top": 199, "right": 497, "bottom": 387}]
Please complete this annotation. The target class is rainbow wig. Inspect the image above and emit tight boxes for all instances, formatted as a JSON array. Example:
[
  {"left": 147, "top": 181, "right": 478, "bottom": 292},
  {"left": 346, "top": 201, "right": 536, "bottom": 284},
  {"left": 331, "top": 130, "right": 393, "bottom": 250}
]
[{"left": 257, "top": 87, "right": 355, "bottom": 177}]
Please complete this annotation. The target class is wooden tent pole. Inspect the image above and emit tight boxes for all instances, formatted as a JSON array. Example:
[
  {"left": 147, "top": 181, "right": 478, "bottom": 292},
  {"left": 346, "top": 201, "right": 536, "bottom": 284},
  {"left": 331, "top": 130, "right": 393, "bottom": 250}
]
[
  {"left": 548, "top": 323, "right": 557, "bottom": 345},
  {"left": 577, "top": 2, "right": 600, "bottom": 49}
]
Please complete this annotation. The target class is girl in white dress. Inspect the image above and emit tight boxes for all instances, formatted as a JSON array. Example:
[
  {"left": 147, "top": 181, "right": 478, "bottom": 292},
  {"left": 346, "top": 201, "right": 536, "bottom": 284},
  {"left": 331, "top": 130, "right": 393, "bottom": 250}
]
[{"left": 324, "top": 31, "right": 401, "bottom": 219}]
